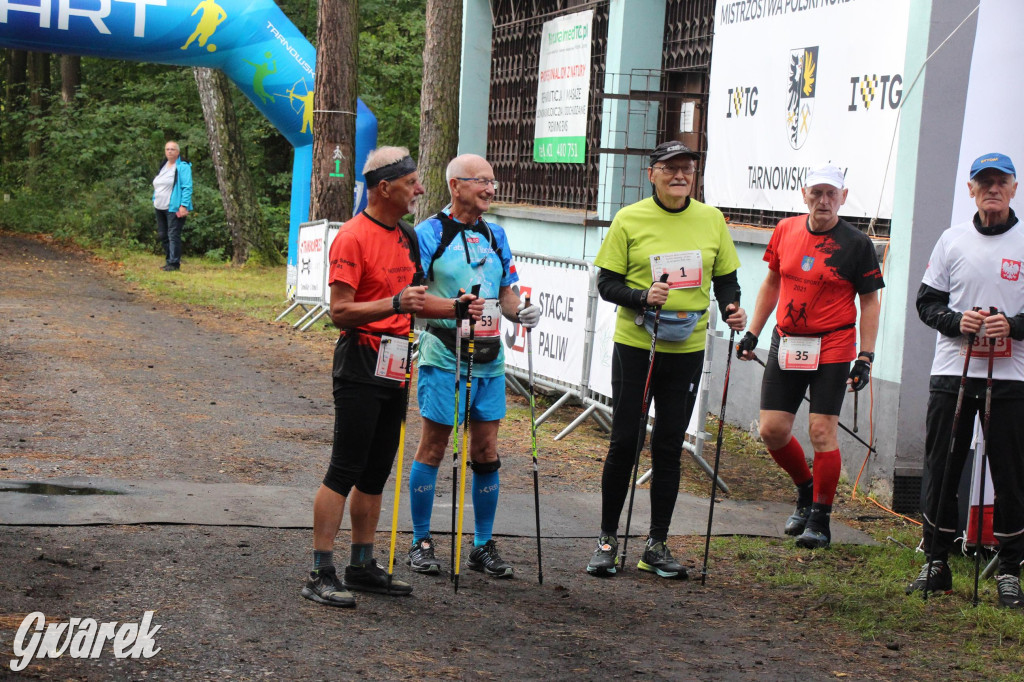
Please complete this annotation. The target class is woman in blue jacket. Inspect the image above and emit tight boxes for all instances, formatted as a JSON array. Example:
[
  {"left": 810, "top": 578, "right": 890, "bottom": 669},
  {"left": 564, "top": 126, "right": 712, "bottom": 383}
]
[{"left": 152, "top": 141, "right": 193, "bottom": 271}]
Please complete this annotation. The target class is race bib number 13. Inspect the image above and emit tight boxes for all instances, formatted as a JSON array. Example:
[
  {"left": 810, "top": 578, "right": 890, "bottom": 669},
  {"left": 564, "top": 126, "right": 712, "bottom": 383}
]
[
  {"left": 375, "top": 335, "right": 410, "bottom": 382},
  {"left": 650, "top": 251, "right": 703, "bottom": 289},
  {"left": 778, "top": 336, "right": 821, "bottom": 371}
]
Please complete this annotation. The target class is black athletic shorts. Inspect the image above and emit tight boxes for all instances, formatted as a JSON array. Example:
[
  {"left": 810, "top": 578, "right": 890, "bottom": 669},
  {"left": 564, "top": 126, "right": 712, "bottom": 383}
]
[
  {"left": 322, "top": 342, "right": 407, "bottom": 497},
  {"left": 760, "top": 330, "right": 851, "bottom": 416}
]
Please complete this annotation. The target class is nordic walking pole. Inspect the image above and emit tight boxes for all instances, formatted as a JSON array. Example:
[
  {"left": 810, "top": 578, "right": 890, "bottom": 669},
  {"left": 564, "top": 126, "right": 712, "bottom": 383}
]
[
  {"left": 621, "top": 272, "right": 670, "bottom": 569},
  {"left": 387, "top": 273, "right": 423, "bottom": 592},
  {"left": 454, "top": 284, "right": 481, "bottom": 593},
  {"left": 524, "top": 294, "right": 543, "bottom": 584},
  {"left": 924, "top": 306, "right": 980, "bottom": 600},
  {"left": 853, "top": 391, "right": 859, "bottom": 433},
  {"left": 701, "top": 307, "right": 738, "bottom": 586},
  {"left": 974, "top": 307, "right": 997, "bottom": 607},
  {"left": 449, "top": 288, "right": 466, "bottom": 581},
  {"left": 749, "top": 355, "right": 876, "bottom": 454}
]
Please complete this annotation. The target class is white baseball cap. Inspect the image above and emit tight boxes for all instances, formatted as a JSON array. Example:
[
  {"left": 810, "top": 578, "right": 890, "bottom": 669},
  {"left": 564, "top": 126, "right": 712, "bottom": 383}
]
[{"left": 804, "top": 164, "right": 845, "bottom": 189}]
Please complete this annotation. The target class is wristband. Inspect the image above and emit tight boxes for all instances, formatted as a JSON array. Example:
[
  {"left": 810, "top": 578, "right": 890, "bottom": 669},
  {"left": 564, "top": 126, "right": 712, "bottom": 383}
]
[
  {"left": 393, "top": 286, "right": 408, "bottom": 315},
  {"left": 858, "top": 351, "right": 874, "bottom": 363}
]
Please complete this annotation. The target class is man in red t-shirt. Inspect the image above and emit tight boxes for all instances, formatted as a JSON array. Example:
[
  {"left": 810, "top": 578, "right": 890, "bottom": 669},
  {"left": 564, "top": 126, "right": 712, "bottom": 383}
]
[
  {"left": 738, "top": 164, "right": 883, "bottom": 548},
  {"left": 301, "top": 146, "right": 482, "bottom": 608}
]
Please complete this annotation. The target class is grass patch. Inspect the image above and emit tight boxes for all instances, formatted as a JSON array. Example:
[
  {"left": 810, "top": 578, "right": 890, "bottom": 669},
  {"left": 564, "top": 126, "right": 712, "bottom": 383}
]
[{"left": 105, "top": 249, "right": 287, "bottom": 317}]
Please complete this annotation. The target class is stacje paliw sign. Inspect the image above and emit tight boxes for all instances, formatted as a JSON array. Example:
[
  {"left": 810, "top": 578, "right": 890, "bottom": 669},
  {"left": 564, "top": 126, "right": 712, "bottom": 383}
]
[
  {"left": 533, "top": 9, "right": 593, "bottom": 164},
  {"left": 705, "top": 0, "right": 910, "bottom": 218}
]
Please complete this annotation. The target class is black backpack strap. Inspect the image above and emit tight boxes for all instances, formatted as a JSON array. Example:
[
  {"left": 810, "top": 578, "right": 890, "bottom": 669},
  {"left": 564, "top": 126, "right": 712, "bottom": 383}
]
[
  {"left": 396, "top": 218, "right": 424, "bottom": 279},
  {"left": 426, "top": 212, "right": 505, "bottom": 282}
]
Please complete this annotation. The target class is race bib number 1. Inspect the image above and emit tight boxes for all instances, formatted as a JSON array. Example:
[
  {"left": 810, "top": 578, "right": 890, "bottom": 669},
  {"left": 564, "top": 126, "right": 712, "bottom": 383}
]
[
  {"left": 375, "top": 335, "right": 410, "bottom": 382},
  {"left": 461, "top": 298, "right": 501, "bottom": 338},
  {"left": 778, "top": 336, "right": 821, "bottom": 371},
  {"left": 650, "top": 251, "right": 703, "bottom": 289}
]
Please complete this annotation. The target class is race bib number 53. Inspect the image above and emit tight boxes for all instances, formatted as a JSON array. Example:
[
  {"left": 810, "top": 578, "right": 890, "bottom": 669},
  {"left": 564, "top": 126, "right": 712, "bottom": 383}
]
[
  {"left": 778, "top": 336, "right": 821, "bottom": 371},
  {"left": 461, "top": 298, "right": 501, "bottom": 338}
]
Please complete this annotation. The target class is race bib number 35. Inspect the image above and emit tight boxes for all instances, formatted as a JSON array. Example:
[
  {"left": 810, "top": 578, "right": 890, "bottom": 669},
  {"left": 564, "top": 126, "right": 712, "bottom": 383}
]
[
  {"left": 650, "top": 251, "right": 703, "bottom": 289},
  {"left": 461, "top": 298, "right": 501, "bottom": 338},
  {"left": 778, "top": 336, "right": 821, "bottom": 371},
  {"left": 375, "top": 335, "right": 410, "bottom": 382}
]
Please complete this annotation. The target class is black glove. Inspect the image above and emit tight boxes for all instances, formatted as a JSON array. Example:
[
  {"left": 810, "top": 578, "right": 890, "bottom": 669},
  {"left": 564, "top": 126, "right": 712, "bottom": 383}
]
[
  {"left": 849, "top": 359, "right": 871, "bottom": 392},
  {"left": 736, "top": 331, "right": 758, "bottom": 359}
]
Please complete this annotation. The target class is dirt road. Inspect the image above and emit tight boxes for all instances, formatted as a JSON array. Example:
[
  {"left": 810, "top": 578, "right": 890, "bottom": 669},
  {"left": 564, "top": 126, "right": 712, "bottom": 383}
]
[{"left": 0, "top": 233, "right": 926, "bottom": 680}]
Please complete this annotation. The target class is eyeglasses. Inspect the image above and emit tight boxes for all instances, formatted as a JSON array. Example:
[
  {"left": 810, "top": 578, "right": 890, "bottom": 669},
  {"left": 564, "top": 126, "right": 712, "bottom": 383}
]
[
  {"left": 456, "top": 177, "right": 500, "bottom": 189},
  {"left": 653, "top": 164, "right": 696, "bottom": 176}
]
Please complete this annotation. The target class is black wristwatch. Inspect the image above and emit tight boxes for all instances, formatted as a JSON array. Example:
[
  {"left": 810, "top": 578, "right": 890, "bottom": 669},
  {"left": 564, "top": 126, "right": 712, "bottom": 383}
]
[
  {"left": 858, "top": 351, "right": 874, "bottom": 363},
  {"left": 392, "top": 292, "right": 403, "bottom": 314}
]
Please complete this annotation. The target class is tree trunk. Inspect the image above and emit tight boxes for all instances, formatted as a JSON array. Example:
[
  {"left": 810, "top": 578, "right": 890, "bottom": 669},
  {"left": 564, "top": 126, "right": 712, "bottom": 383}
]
[
  {"left": 193, "top": 66, "right": 283, "bottom": 266},
  {"left": 3, "top": 49, "right": 28, "bottom": 164},
  {"left": 27, "top": 51, "right": 50, "bottom": 160},
  {"left": 309, "top": 0, "right": 358, "bottom": 222},
  {"left": 60, "top": 55, "right": 81, "bottom": 104},
  {"left": 414, "top": 0, "right": 463, "bottom": 224}
]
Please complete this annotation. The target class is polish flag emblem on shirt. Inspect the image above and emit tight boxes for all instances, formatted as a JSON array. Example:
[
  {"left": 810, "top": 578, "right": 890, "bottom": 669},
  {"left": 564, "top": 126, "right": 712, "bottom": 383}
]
[{"left": 1001, "top": 258, "right": 1021, "bottom": 281}]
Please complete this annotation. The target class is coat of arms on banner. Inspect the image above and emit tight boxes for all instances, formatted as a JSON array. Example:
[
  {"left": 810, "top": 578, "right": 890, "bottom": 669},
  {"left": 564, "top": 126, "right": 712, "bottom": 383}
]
[
  {"left": 801, "top": 256, "right": 815, "bottom": 272},
  {"left": 786, "top": 46, "right": 818, "bottom": 150}
]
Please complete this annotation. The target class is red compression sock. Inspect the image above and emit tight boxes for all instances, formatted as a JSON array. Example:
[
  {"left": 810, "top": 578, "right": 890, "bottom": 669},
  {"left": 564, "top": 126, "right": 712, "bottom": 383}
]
[
  {"left": 767, "top": 437, "right": 811, "bottom": 486},
  {"left": 812, "top": 449, "right": 842, "bottom": 505}
]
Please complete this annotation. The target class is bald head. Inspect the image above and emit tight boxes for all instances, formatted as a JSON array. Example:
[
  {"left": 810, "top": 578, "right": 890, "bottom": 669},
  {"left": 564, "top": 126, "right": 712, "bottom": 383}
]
[{"left": 446, "top": 154, "right": 496, "bottom": 222}]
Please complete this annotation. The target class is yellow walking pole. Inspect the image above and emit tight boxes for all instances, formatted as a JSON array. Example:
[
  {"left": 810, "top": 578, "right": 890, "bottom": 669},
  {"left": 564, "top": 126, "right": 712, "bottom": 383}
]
[
  {"left": 386, "top": 273, "right": 422, "bottom": 591},
  {"left": 453, "top": 284, "right": 480, "bottom": 593}
]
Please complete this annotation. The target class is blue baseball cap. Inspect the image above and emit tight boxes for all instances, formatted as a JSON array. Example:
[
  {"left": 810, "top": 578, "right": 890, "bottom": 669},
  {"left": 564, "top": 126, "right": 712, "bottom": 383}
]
[{"left": 970, "top": 153, "right": 1016, "bottom": 179}]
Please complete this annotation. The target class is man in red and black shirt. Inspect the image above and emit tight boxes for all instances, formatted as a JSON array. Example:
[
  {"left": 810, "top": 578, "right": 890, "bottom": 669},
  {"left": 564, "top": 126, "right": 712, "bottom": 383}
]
[
  {"left": 738, "top": 164, "right": 883, "bottom": 548},
  {"left": 301, "top": 146, "right": 482, "bottom": 608}
]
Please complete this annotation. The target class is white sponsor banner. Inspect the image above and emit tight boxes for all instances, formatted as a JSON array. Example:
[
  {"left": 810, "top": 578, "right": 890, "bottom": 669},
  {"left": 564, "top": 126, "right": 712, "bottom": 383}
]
[
  {"left": 533, "top": 9, "right": 592, "bottom": 164},
  {"left": 322, "top": 225, "right": 340, "bottom": 305},
  {"left": 950, "top": 0, "right": 1023, "bottom": 224},
  {"left": 503, "top": 261, "right": 589, "bottom": 386},
  {"left": 588, "top": 297, "right": 618, "bottom": 400},
  {"left": 706, "top": 0, "right": 910, "bottom": 218},
  {"left": 295, "top": 220, "right": 328, "bottom": 303}
]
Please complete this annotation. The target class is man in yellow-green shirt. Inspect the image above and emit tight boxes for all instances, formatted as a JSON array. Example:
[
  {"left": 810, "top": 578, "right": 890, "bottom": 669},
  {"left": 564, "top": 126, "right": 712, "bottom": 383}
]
[{"left": 586, "top": 141, "right": 746, "bottom": 579}]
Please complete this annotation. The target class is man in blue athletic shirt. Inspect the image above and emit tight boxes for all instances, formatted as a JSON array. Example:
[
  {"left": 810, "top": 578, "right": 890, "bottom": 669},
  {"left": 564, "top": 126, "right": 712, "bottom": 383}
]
[{"left": 405, "top": 154, "right": 541, "bottom": 578}]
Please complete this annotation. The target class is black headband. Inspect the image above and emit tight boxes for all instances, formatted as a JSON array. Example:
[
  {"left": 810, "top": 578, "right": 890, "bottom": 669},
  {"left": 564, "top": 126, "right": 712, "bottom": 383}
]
[{"left": 364, "top": 156, "right": 417, "bottom": 188}]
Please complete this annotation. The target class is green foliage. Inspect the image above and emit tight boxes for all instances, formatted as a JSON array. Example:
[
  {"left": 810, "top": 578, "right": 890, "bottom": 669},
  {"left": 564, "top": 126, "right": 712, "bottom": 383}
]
[
  {"left": 0, "top": 0, "right": 427, "bottom": 255},
  {"left": 359, "top": 0, "right": 426, "bottom": 158}
]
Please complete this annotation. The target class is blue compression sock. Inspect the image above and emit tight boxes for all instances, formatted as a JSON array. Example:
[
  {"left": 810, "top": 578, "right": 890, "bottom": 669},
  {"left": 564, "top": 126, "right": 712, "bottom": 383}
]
[
  {"left": 472, "top": 469, "right": 500, "bottom": 546},
  {"left": 408, "top": 460, "right": 439, "bottom": 543}
]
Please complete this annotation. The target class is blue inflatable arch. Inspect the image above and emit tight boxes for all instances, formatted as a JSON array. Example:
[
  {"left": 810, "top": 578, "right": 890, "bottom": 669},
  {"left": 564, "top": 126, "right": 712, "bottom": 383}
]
[{"left": 0, "top": 0, "right": 376, "bottom": 278}]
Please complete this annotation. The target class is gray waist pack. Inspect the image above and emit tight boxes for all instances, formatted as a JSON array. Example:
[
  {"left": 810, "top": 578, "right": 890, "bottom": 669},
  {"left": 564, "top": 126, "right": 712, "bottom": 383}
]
[{"left": 640, "top": 309, "right": 704, "bottom": 342}]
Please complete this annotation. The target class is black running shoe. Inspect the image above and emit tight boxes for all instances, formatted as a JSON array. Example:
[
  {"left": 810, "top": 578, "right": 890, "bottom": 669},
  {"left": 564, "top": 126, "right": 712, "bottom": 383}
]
[
  {"left": 905, "top": 560, "right": 953, "bottom": 596},
  {"left": 996, "top": 574, "right": 1024, "bottom": 609},
  {"left": 795, "top": 504, "right": 831, "bottom": 549},
  {"left": 637, "top": 538, "right": 688, "bottom": 579},
  {"left": 784, "top": 505, "right": 811, "bottom": 536},
  {"left": 342, "top": 559, "right": 413, "bottom": 595},
  {"left": 301, "top": 566, "right": 356, "bottom": 608},
  {"left": 586, "top": 535, "right": 619, "bottom": 577},
  {"left": 407, "top": 537, "right": 442, "bottom": 575},
  {"left": 467, "top": 539, "right": 514, "bottom": 578}
]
